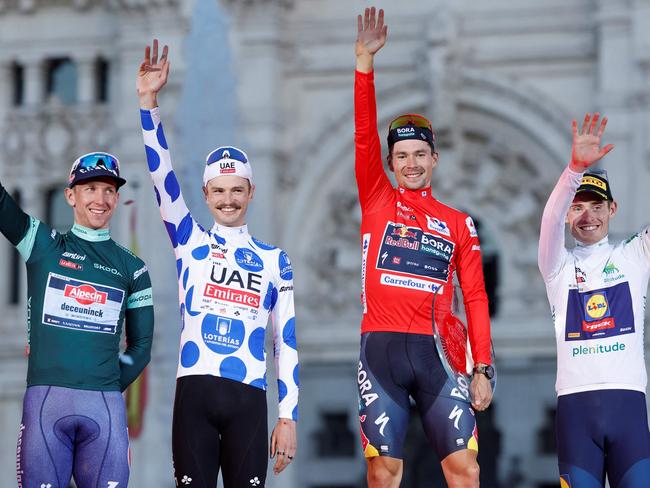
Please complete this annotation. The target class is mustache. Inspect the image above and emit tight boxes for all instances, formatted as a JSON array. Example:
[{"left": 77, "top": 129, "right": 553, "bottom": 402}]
[{"left": 216, "top": 203, "right": 242, "bottom": 210}]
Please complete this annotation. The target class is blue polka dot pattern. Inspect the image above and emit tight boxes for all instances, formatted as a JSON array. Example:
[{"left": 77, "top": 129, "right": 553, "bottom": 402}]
[
  {"left": 250, "top": 377, "right": 266, "bottom": 389},
  {"left": 252, "top": 237, "right": 276, "bottom": 250},
  {"left": 140, "top": 109, "right": 154, "bottom": 130},
  {"left": 278, "top": 379, "right": 288, "bottom": 402},
  {"left": 248, "top": 327, "right": 265, "bottom": 361},
  {"left": 177, "top": 213, "right": 193, "bottom": 245},
  {"left": 263, "top": 282, "right": 274, "bottom": 311},
  {"left": 179, "top": 303, "right": 186, "bottom": 331},
  {"left": 182, "top": 267, "right": 189, "bottom": 290},
  {"left": 180, "top": 341, "right": 200, "bottom": 368},
  {"left": 191, "top": 245, "right": 210, "bottom": 260},
  {"left": 292, "top": 405, "right": 298, "bottom": 422},
  {"left": 283, "top": 317, "right": 297, "bottom": 350},
  {"left": 185, "top": 286, "right": 200, "bottom": 316},
  {"left": 156, "top": 122, "right": 168, "bottom": 149},
  {"left": 145, "top": 145, "right": 160, "bottom": 172},
  {"left": 176, "top": 258, "right": 183, "bottom": 279},
  {"left": 154, "top": 186, "right": 161, "bottom": 207},
  {"left": 270, "top": 287, "right": 278, "bottom": 311},
  {"left": 214, "top": 233, "right": 226, "bottom": 245},
  {"left": 293, "top": 364, "right": 300, "bottom": 386},
  {"left": 279, "top": 251, "right": 293, "bottom": 280},
  {"left": 220, "top": 356, "right": 247, "bottom": 382},
  {"left": 164, "top": 171, "right": 181, "bottom": 203},
  {"left": 164, "top": 220, "right": 178, "bottom": 248}
]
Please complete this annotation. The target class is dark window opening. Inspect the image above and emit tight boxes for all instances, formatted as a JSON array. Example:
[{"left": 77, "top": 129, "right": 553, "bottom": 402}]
[
  {"left": 95, "top": 58, "right": 109, "bottom": 102},
  {"left": 11, "top": 62, "right": 24, "bottom": 107},
  {"left": 472, "top": 217, "right": 500, "bottom": 317},
  {"left": 46, "top": 58, "right": 77, "bottom": 105},
  {"left": 537, "top": 404, "right": 556, "bottom": 455},
  {"left": 313, "top": 411, "right": 355, "bottom": 458},
  {"left": 45, "top": 186, "right": 72, "bottom": 233}
]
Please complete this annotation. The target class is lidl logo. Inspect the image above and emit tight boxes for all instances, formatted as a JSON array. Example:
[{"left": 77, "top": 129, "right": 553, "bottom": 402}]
[{"left": 585, "top": 293, "right": 608, "bottom": 319}]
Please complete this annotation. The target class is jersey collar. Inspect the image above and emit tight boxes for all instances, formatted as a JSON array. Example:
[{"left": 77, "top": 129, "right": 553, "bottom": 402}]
[
  {"left": 71, "top": 223, "right": 111, "bottom": 242},
  {"left": 398, "top": 186, "right": 432, "bottom": 200},
  {"left": 575, "top": 235, "right": 609, "bottom": 249},
  {"left": 210, "top": 222, "right": 249, "bottom": 238}
]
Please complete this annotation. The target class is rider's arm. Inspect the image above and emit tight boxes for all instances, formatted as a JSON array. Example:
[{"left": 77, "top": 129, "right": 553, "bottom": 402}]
[
  {"left": 140, "top": 107, "right": 196, "bottom": 253},
  {"left": 271, "top": 251, "right": 299, "bottom": 422},
  {"left": 455, "top": 216, "right": 492, "bottom": 366},
  {"left": 119, "top": 262, "right": 154, "bottom": 391},
  {"left": 0, "top": 181, "right": 39, "bottom": 260},
  {"left": 354, "top": 70, "right": 393, "bottom": 212},
  {"left": 538, "top": 167, "right": 582, "bottom": 282}
]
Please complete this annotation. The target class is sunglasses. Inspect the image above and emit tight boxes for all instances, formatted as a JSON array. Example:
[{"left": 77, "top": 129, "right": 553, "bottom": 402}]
[
  {"left": 389, "top": 113, "right": 433, "bottom": 132},
  {"left": 206, "top": 146, "right": 249, "bottom": 165},
  {"left": 71, "top": 152, "right": 120, "bottom": 176}
]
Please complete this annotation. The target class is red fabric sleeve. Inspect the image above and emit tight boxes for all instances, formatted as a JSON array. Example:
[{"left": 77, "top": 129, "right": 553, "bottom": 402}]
[
  {"left": 455, "top": 216, "right": 492, "bottom": 365},
  {"left": 354, "top": 70, "right": 393, "bottom": 212}
]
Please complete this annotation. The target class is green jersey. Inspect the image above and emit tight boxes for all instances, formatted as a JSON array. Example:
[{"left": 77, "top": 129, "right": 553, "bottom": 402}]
[{"left": 0, "top": 183, "right": 154, "bottom": 392}]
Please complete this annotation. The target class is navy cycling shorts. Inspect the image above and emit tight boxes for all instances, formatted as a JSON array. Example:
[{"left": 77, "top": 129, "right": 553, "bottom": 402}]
[
  {"left": 16, "top": 385, "right": 129, "bottom": 488},
  {"left": 357, "top": 332, "right": 477, "bottom": 461},
  {"left": 557, "top": 389, "right": 650, "bottom": 487}
]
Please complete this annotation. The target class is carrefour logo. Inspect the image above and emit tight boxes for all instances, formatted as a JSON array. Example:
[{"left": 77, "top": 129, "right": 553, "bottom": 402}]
[
  {"left": 585, "top": 293, "right": 608, "bottom": 320},
  {"left": 64, "top": 284, "right": 107, "bottom": 305}
]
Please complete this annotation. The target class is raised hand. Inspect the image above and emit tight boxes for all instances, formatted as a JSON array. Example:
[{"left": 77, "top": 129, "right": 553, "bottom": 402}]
[
  {"left": 136, "top": 39, "right": 170, "bottom": 109},
  {"left": 355, "top": 7, "right": 388, "bottom": 73},
  {"left": 570, "top": 113, "right": 614, "bottom": 172}
]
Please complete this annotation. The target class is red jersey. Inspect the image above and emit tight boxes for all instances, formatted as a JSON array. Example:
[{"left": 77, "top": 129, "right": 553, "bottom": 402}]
[{"left": 355, "top": 70, "right": 492, "bottom": 365}]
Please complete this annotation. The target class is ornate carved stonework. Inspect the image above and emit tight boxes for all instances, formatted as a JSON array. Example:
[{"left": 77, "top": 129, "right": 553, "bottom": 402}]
[{"left": 0, "top": 0, "right": 179, "bottom": 14}]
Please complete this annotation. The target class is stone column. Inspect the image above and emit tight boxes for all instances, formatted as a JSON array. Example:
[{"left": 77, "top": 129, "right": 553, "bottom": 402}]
[
  {"left": 76, "top": 55, "right": 96, "bottom": 105},
  {"left": 595, "top": 0, "right": 635, "bottom": 233},
  {"left": 220, "top": 0, "right": 293, "bottom": 243},
  {"left": 22, "top": 57, "right": 44, "bottom": 107}
]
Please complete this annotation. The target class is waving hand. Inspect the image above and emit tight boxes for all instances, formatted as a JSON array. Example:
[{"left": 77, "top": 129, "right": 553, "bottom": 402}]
[
  {"left": 137, "top": 39, "right": 170, "bottom": 109},
  {"left": 570, "top": 113, "right": 614, "bottom": 172}
]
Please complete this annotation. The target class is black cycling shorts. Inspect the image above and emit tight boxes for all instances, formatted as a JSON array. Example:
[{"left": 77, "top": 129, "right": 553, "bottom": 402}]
[
  {"left": 172, "top": 375, "right": 268, "bottom": 487},
  {"left": 358, "top": 332, "right": 477, "bottom": 461}
]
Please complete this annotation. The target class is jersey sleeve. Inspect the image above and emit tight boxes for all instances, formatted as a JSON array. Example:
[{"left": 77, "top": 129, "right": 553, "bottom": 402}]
[
  {"left": 0, "top": 181, "right": 38, "bottom": 256},
  {"left": 271, "top": 250, "right": 299, "bottom": 421},
  {"left": 119, "top": 261, "right": 154, "bottom": 391},
  {"left": 354, "top": 70, "right": 393, "bottom": 212},
  {"left": 455, "top": 215, "right": 492, "bottom": 365},
  {"left": 140, "top": 107, "right": 197, "bottom": 258},
  {"left": 621, "top": 224, "right": 650, "bottom": 267},
  {"left": 538, "top": 167, "right": 582, "bottom": 282}
]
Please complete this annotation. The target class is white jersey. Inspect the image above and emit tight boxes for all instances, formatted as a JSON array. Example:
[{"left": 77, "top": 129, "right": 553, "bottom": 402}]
[
  {"left": 141, "top": 107, "right": 299, "bottom": 420},
  {"left": 538, "top": 167, "right": 650, "bottom": 396}
]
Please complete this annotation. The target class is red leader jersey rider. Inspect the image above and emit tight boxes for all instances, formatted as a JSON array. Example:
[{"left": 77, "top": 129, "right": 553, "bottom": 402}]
[{"left": 354, "top": 7, "right": 493, "bottom": 488}]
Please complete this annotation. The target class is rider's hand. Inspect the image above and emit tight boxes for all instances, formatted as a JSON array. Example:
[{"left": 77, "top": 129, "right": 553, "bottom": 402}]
[
  {"left": 355, "top": 7, "right": 388, "bottom": 73},
  {"left": 270, "top": 418, "right": 297, "bottom": 475},
  {"left": 470, "top": 372, "right": 493, "bottom": 412},
  {"left": 569, "top": 113, "right": 614, "bottom": 172},
  {"left": 136, "top": 39, "right": 170, "bottom": 109}
]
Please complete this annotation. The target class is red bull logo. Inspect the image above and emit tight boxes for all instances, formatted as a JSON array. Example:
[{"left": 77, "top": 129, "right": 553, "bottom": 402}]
[
  {"left": 64, "top": 284, "right": 107, "bottom": 305},
  {"left": 391, "top": 226, "right": 417, "bottom": 239}
]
